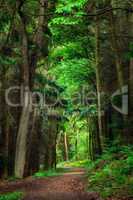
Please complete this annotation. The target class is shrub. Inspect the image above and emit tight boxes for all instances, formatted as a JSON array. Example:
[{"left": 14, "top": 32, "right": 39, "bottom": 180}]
[
  {"left": 0, "top": 192, "right": 23, "bottom": 200},
  {"left": 88, "top": 145, "right": 133, "bottom": 199}
]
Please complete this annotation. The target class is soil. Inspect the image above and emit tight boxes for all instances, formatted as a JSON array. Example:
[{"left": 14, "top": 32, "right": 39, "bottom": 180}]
[{"left": 0, "top": 168, "right": 101, "bottom": 200}]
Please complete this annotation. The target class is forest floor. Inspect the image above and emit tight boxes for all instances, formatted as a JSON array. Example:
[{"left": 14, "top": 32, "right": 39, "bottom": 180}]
[{"left": 0, "top": 168, "right": 101, "bottom": 200}]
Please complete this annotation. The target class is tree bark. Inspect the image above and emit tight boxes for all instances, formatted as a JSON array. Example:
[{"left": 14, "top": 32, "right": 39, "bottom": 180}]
[
  {"left": 109, "top": 10, "right": 124, "bottom": 90},
  {"left": 15, "top": 7, "right": 31, "bottom": 178},
  {"left": 95, "top": 14, "right": 103, "bottom": 151},
  {"left": 128, "top": 59, "right": 133, "bottom": 143},
  {"left": 64, "top": 132, "right": 69, "bottom": 161},
  {"left": 109, "top": 5, "right": 128, "bottom": 144}
]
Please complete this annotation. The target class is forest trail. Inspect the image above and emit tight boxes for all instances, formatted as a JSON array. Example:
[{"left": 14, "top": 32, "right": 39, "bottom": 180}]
[{"left": 0, "top": 168, "right": 101, "bottom": 200}]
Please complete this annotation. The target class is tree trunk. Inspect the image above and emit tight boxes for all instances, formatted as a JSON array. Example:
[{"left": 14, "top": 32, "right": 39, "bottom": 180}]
[
  {"left": 128, "top": 12, "right": 133, "bottom": 144},
  {"left": 15, "top": 102, "right": 31, "bottom": 178},
  {"left": 0, "top": 69, "right": 10, "bottom": 178},
  {"left": 15, "top": 8, "right": 31, "bottom": 178},
  {"left": 64, "top": 132, "right": 69, "bottom": 161},
  {"left": 109, "top": 6, "right": 128, "bottom": 144},
  {"left": 128, "top": 59, "right": 133, "bottom": 143},
  {"left": 44, "top": 117, "right": 58, "bottom": 169},
  {"left": 95, "top": 15, "right": 103, "bottom": 151},
  {"left": 109, "top": 10, "right": 124, "bottom": 90}
]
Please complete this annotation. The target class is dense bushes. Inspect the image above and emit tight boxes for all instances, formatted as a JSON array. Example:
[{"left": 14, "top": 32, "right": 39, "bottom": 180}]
[{"left": 88, "top": 145, "right": 133, "bottom": 199}]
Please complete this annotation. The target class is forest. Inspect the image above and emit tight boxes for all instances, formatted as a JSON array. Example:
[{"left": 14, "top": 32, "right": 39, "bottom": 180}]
[{"left": 0, "top": 0, "right": 133, "bottom": 200}]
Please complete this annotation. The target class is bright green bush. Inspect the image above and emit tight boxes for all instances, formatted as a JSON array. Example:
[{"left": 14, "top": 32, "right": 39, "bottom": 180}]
[{"left": 0, "top": 192, "right": 23, "bottom": 200}]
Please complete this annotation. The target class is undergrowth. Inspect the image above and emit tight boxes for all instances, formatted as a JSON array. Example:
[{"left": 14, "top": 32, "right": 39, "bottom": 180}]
[
  {"left": 57, "top": 160, "right": 91, "bottom": 168},
  {"left": 33, "top": 169, "right": 63, "bottom": 178},
  {"left": 88, "top": 145, "right": 133, "bottom": 199},
  {"left": 0, "top": 192, "right": 23, "bottom": 200}
]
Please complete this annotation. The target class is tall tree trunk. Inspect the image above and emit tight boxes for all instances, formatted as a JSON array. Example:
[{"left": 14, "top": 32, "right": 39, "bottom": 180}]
[
  {"left": 128, "top": 12, "right": 133, "bottom": 144},
  {"left": 95, "top": 15, "right": 103, "bottom": 151},
  {"left": 128, "top": 59, "right": 133, "bottom": 143},
  {"left": 109, "top": 6, "right": 127, "bottom": 143},
  {"left": 75, "top": 129, "right": 79, "bottom": 160},
  {"left": 109, "top": 10, "right": 124, "bottom": 90},
  {"left": 64, "top": 132, "right": 69, "bottom": 161},
  {"left": 24, "top": 108, "right": 40, "bottom": 176},
  {"left": 44, "top": 117, "right": 58, "bottom": 169},
  {"left": 15, "top": 8, "right": 31, "bottom": 178},
  {"left": 15, "top": 0, "right": 50, "bottom": 178},
  {"left": 15, "top": 102, "right": 31, "bottom": 178},
  {"left": 0, "top": 70, "right": 10, "bottom": 178}
]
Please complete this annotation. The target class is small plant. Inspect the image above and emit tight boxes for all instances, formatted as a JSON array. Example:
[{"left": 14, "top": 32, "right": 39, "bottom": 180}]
[{"left": 0, "top": 192, "right": 23, "bottom": 200}]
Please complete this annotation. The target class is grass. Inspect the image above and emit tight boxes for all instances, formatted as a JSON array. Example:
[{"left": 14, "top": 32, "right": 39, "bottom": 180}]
[
  {"left": 33, "top": 169, "right": 63, "bottom": 178},
  {"left": 33, "top": 160, "right": 90, "bottom": 178},
  {"left": 0, "top": 192, "right": 23, "bottom": 200},
  {"left": 87, "top": 145, "right": 133, "bottom": 199}
]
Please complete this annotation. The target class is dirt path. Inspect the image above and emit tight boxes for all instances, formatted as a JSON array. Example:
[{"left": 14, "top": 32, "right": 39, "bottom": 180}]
[{"left": 0, "top": 168, "right": 101, "bottom": 200}]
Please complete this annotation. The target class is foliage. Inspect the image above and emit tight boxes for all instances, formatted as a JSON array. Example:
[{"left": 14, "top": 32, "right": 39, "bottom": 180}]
[
  {"left": 59, "top": 160, "right": 91, "bottom": 168},
  {"left": 56, "top": 114, "right": 89, "bottom": 162},
  {"left": 88, "top": 145, "right": 133, "bottom": 199},
  {"left": 33, "top": 169, "right": 62, "bottom": 178},
  {"left": 0, "top": 192, "right": 23, "bottom": 200}
]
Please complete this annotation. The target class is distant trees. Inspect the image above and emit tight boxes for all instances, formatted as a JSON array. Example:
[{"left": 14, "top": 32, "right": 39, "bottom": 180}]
[{"left": 50, "top": 0, "right": 133, "bottom": 161}]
